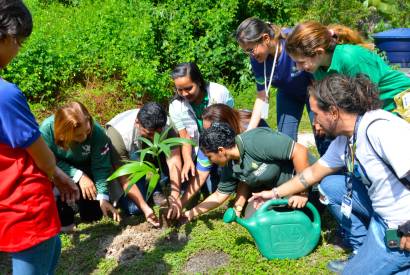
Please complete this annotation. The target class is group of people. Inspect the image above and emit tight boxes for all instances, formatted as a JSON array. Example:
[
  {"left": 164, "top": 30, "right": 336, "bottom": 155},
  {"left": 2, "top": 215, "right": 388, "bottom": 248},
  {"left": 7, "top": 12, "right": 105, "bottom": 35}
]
[{"left": 1, "top": 0, "right": 409, "bottom": 274}]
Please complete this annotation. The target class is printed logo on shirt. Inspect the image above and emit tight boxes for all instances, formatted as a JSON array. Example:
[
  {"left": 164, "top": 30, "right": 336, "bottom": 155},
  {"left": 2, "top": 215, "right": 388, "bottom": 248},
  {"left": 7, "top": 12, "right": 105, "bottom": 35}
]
[
  {"left": 253, "top": 163, "right": 268, "bottom": 177},
  {"left": 100, "top": 143, "right": 110, "bottom": 155},
  {"left": 290, "top": 65, "right": 300, "bottom": 77},
  {"left": 82, "top": 145, "right": 91, "bottom": 156}
]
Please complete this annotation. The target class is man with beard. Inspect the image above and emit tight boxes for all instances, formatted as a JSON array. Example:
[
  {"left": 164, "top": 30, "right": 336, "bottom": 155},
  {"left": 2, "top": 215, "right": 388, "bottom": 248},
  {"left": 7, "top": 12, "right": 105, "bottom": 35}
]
[{"left": 250, "top": 74, "right": 410, "bottom": 274}]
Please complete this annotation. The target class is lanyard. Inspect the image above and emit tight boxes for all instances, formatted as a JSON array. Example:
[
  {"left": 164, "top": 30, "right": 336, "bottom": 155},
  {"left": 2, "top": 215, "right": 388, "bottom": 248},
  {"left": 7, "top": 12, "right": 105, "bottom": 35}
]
[
  {"left": 344, "top": 115, "right": 362, "bottom": 197},
  {"left": 263, "top": 42, "right": 279, "bottom": 98}
]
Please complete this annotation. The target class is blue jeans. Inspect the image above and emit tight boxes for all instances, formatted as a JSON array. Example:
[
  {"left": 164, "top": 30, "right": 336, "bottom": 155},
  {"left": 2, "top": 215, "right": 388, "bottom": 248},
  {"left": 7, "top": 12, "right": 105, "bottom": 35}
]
[
  {"left": 11, "top": 235, "right": 61, "bottom": 275},
  {"left": 276, "top": 90, "right": 331, "bottom": 156},
  {"left": 343, "top": 215, "right": 410, "bottom": 274},
  {"left": 318, "top": 175, "right": 373, "bottom": 251},
  {"left": 319, "top": 175, "right": 410, "bottom": 274}
]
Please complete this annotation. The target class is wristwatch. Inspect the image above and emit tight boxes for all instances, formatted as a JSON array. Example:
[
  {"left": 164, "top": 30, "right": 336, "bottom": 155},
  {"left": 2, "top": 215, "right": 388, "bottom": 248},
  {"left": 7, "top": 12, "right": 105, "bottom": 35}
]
[{"left": 398, "top": 220, "right": 410, "bottom": 236}]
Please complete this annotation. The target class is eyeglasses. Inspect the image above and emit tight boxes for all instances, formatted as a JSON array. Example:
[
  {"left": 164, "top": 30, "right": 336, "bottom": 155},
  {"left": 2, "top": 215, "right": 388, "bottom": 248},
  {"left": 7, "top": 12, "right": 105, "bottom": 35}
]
[
  {"left": 176, "top": 85, "right": 193, "bottom": 93},
  {"left": 243, "top": 43, "right": 260, "bottom": 56}
]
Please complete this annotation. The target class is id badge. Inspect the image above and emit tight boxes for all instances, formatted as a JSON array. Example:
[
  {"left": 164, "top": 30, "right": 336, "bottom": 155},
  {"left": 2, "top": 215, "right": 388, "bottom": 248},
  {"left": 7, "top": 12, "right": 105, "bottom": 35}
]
[
  {"left": 341, "top": 195, "right": 352, "bottom": 218},
  {"left": 261, "top": 101, "right": 269, "bottom": 119}
]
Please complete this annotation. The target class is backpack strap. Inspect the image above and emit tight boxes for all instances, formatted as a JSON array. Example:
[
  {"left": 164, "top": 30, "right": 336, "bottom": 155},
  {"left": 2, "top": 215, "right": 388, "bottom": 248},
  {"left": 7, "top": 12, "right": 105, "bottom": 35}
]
[{"left": 365, "top": 118, "right": 410, "bottom": 190}]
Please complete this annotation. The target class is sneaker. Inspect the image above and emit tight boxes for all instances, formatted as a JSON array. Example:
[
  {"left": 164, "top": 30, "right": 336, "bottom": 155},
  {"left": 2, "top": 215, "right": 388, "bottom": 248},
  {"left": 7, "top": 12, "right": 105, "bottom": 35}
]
[
  {"left": 152, "top": 192, "right": 167, "bottom": 206},
  {"left": 327, "top": 254, "right": 354, "bottom": 274},
  {"left": 327, "top": 259, "right": 348, "bottom": 273}
]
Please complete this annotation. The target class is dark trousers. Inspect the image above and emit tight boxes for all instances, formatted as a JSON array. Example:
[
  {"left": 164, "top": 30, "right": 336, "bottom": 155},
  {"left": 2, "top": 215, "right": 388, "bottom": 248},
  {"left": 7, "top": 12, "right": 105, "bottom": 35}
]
[{"left": 56, "top": 186, "right": 102, "bottom": 226}]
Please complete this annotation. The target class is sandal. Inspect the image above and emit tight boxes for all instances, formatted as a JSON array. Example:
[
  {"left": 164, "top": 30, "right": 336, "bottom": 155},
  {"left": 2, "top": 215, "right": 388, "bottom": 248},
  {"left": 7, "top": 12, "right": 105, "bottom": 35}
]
[{"left": 146, "top": 212, "right": 160, "bottom": 228}]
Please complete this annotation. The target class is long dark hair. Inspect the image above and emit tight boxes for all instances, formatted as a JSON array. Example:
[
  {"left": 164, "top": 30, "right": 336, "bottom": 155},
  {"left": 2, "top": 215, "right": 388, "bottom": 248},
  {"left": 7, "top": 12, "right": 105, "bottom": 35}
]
[
  {"left": 236, "top": 17, "right": 285, "bottom": 45},
  {"left": 171, "top": 62, "right": 207, "bottom": 101},
  {"left": 0, "top": 0, "right": 32, "bottom": 41}
]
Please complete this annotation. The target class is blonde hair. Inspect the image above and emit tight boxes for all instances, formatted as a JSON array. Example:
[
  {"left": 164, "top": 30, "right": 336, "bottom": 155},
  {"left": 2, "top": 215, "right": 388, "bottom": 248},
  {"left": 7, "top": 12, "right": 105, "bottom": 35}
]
[
  {"left": 54, "top": 101, "right": 92, "bottom": 150},
  {"left": 286, "top": 21, "right": 374, "bottom": 57}
]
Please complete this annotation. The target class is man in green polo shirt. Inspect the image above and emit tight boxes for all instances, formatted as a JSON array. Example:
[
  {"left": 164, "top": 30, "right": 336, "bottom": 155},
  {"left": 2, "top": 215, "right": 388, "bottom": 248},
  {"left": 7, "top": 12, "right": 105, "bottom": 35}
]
[{"left": 182, "top": 122, "right": 316, "bottom": 221}]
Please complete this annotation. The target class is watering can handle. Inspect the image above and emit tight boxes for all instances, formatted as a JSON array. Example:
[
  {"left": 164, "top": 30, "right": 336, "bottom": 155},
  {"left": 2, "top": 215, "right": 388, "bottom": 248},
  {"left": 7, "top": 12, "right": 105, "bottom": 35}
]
[{"left": 258, "top": 199, "right": 320, "bottom": 227}]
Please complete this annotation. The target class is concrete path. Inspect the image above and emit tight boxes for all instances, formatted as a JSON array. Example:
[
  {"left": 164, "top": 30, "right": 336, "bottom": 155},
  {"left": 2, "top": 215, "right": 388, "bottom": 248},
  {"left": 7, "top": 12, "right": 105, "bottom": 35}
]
[{"left": 297, "top": 132, "right": 316, "bottom": 148}]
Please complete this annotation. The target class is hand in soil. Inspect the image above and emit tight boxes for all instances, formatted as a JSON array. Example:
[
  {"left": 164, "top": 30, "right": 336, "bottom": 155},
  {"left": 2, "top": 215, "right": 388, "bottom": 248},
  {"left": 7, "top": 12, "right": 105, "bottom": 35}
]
[
  {"left": 177, "top": 215, "right": 189, "bottom": 226},
  {"left": 167, "top": 196, "right": 182, "bottom": 220},
  {"left": 145, "top": 212, "right": 160, "bottom": 228},
  {"left": 100, "top": 199, "right": 121, "bottom": 222}
]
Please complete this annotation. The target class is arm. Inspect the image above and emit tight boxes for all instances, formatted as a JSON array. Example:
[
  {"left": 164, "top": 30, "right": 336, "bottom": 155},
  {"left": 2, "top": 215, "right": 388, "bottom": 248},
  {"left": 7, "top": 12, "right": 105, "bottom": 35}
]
[
  {"left": 184, "top": 190, "right": 231, "bottom": 221},
  {"left": 287, "top": 142, "right": 312, "bottom": 208},
  {"left": 180, "top": 169, "right": 210, "bottom": 208},
  {"left": 26, "top": 136, "right": 79, "bottom": 202},
  {"left": 250, "top": 161, "right": 338, "bottom": 209},
  {"left": 107, "top": 125, "right": 158, "bottom": 226},
  {"left": 233, "top": 182, "right": 250, "bottom": 216},
  {"left": 90, "top": 125, "right": 120, "bottom": 221},
  {"left": 247, "top": 91, "right": 267, "bottom": 130},
  {"left": 166, "top": 147, "right": 183, "bottom": 219},
  {"left": 291, "top": 142, "right": 311, "bottom": 173},
  {"left": 90, "top": 124, "right": 113, "bottom": 200},
  {"left": 179, "top": 128, "right": 195, "bottom": 181}
]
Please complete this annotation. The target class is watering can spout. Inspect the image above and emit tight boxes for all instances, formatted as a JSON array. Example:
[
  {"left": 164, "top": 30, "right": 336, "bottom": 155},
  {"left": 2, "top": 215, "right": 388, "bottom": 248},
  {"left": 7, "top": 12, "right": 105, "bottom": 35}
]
[{"left": 223, "top": 208, "right": 249, "bottom": 228}]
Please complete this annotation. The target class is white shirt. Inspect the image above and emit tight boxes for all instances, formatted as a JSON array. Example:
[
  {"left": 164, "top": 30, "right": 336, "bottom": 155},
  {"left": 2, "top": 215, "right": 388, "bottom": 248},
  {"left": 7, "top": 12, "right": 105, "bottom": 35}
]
[{"left": 319, "top": 109, "right": 410, "bottom": 227}]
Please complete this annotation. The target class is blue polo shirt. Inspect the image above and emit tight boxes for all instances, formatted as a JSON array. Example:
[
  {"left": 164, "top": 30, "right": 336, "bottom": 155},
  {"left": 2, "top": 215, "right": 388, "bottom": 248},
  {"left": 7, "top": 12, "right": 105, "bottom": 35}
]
[
  {"left": 251, "top": 39, "right": 312, "bottom": 98},
  {"left": 0, "top": 79, "right": 40, "bottom": 148}
]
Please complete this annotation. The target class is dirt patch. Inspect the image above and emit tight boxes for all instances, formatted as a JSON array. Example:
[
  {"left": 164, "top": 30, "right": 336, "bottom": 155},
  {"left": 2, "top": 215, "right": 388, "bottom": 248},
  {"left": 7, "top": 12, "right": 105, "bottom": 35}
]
[
  {"left": 183, "top": 249, "right": 230, "bottom": 274},
  {"left": 100, "top": 223, "right": 163, "bottom": 264}
]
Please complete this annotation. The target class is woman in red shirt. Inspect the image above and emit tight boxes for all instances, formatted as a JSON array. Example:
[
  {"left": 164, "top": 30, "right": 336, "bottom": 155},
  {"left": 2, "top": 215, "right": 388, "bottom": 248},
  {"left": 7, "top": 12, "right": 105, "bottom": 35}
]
[{"left": 0, "top": 1, "right": 79, "bottom": 274}]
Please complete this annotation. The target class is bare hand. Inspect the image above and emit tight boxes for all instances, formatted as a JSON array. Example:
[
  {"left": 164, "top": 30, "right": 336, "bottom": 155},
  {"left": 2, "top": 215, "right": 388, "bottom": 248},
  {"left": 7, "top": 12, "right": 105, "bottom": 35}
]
[
  {"left": 288, "top": 193, "right": 308, "bottom": 209},
  {"left": 99, "top": 200, "right": 121, "bottom": 222},
  {"left": 53, "top": 167, "right": 80, "bottom": 203},
  {"left": 144, "top": 210, "right": 160, "bottom": 228},
  {"left": 181, "top": 159, "right": 195, "bottom": 182},
  {"left": 234, "top": 208, "right": 242, "bottom": 217},
  {"left": 79, "top": 174, "right": 97, "bottom": 200},
  {"left": 183, "top": 210, "right": 194, "bottom": 222},
  {"left": 167, "top": 196, "right": 182, "bottom": 220},
  {"left": 248, "top": 190, "right": 275, "bottom": 210},
  {"left": 400, "top": 235, "right": 410, "bottom": 251}
]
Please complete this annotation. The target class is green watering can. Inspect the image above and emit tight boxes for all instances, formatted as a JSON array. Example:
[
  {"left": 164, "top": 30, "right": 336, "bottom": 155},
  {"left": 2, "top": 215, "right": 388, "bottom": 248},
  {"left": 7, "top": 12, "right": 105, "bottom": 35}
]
[{"left": 223, "top": 199, "right": 321, "bottom": 259}]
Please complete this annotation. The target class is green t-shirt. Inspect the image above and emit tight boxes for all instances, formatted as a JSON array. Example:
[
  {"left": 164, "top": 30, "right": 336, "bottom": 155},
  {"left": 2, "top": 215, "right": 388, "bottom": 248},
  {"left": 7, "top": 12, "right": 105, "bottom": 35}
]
[
  {"left": 217, "top": 127, "right": 316, "bottom": 194},
  {"left": 190, "top": 93, "right": 209, "bottom": 130},
  {"left": 314, "top": 44, "right": 410, "bottom": 111},
  {"left": 40, "top": 115, "right": 112, "bottom": 196}
]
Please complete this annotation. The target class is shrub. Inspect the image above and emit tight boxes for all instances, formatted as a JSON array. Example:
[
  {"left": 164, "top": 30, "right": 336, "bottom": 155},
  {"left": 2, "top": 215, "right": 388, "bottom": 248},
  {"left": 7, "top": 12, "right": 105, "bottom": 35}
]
[{"left": 3, "top": 0, "right": 405, "bottom": 105}]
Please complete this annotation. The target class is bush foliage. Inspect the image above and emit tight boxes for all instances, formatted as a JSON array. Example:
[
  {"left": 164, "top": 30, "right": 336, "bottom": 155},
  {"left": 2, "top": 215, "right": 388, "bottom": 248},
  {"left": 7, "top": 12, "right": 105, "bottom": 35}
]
[{"left": 4, "top": 0, "right": 409, "bottom": 103}]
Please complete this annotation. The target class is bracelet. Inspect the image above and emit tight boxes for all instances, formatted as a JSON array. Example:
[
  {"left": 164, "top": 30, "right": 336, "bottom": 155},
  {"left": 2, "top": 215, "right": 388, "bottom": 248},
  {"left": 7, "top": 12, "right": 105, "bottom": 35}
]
[{"left": 272, "top": 188, "right": 280, "bottom": 199}]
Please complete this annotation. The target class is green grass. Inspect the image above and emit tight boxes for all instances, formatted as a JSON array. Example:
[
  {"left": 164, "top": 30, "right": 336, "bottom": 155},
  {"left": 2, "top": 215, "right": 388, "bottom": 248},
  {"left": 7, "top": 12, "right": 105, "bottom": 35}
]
[{"left": 49, "top": 205, "right": 346, "bottom": 274}]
